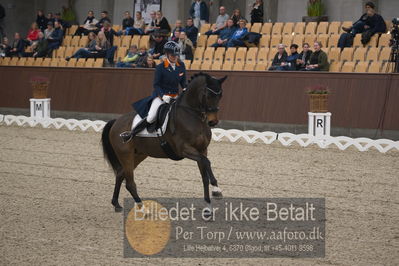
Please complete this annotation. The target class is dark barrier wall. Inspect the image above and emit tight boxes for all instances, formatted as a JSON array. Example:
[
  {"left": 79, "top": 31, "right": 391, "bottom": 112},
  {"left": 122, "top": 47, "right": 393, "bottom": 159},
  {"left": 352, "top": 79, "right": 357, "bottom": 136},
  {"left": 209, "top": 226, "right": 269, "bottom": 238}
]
[{"left": 0, "top": 66, "right": 398, "bottom": 130}]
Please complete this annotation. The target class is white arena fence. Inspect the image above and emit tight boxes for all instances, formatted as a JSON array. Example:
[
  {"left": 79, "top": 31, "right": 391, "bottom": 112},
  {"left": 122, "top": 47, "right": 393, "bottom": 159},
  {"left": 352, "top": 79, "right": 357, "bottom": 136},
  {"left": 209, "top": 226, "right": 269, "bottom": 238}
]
[{"left": 1, "top": 114, "right": 398, "bottom": 154}]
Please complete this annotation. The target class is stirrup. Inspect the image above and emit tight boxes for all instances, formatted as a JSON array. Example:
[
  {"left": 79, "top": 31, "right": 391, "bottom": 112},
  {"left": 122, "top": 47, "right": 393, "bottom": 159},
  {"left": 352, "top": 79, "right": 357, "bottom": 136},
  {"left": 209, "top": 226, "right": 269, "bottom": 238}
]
[{"left": 120, "top": 131, "right": 133, "bottom": 143}]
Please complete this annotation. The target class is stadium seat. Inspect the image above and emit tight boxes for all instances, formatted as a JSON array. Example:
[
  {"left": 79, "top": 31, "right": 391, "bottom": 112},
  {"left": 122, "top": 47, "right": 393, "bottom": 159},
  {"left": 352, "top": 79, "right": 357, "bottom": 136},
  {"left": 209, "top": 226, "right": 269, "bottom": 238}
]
[
  {"left": 353, "top": 47, "right": 367, "bottom": 61},
  {"left": 68, "top": 25, "right": 78, "bottom": 35},
  {"left": 328, "top": 34, "right": 340, "bottom": 47},
  {"left": 131, "top": 35, "right": 140, "bottom": 47},
  {"left": 78, "top": 36, "right": 88, "bottom": 47},
  {"left": 116, "top": 47, "right": 127, "bottom": 61},
  {"left": 293, "top": 22, "right": 305, "bottom": 35},
  {"left": 1, "top": 57, "right": 11, "bottom": 65},
  {"left": 261, "top": 23, "right": 273, "bottom": 35},
  {"left": 203, "top": 47, "right": 214, "bottom": 62},
  {"left": 250, "top": 23, "right": 262, "bottom": 33},
  {"left": 70, "top": 36, "right": 80, "bottom": 47},
  {"left": 120, "top": 36, "right": 132, "bottom": 47},
  {"left": 341, "top": 61, "right": 355, "bottom": 72},
  {"left": 42, "top": 58, "right": 51, "bottom": 66},
  {"left": 328, "top": 21, "right": 341, "bottom": 34},
  {"left": 368, "top": 61, "right": 382, "bottom": 72},
  {"left": 75, "top": 58, "right": 85, "bottom": 67},
  {"left": 112, "top": 25, "right": 121, "bottom": 32},
  {"left": 270, "top": 35, "right": 282, "bottom": 47},
  {"left": 244, "top": 64, "right": 255, "bottom": 71},
  {"left": 139, "top": 35, "right": 150, "bottom": 49},
  {"left": 113, "top": 36, "right": 121, "bottom": 47},
  {"left": 193, "top": 47, "right": 205, "bottom": 61},
  {"left": 201, "top": 62, "right": 212, "bottom": 70},
  {"left": 282, "top": 35, "right": 293, "bottom": 47},
  {"left": 50, "top": 58, "right": 59, "bottom": 67},
  {"left": 224, "top": 48, "right": 236, "bottom": 62},
  {"left": 85, "top": 58, "right": 95, "bottom": 67},
  {"left": 183, "top": 60, "right": 191, "bottom": 69},
  {"left": 255, "top": 62, "right": 267, "bottom": 71},
  {"left": 199, "top": 24, "right": 211, "bottom": 35},
  {"left": 63, "top": 35, "right": 72, "bottom": 46},
  {"left": 213, "top": 47, "right": 225, "bottom": 63},
  {"left": 246, "top": 47, "right": 258, "bottom": 65},
  {"left": 9, "top": 57, "right": 19, "bottom": 66},
  {"left": 58, "top": 59, "right": 68, "bottom": 67},
  {"left": 211, "top": 62, "right": 222, "bottom": 70},
  {"left": 197, "top": 35, "right": 207, "bottom": 47},
  {"left": 66, "top": 58, "right": 77, "bottom": 67},
  {"left": 64, "top": 46, "right": 76, "bottom": 58},
  {"left": 190, "top": 61, "right": 201, "bottom": 70},
  {"left": 329, "top": 61, "right": 342, "bottom": 72},
  {"left": 354, "top": 61, "right": 369, "bottom": 72},
  {"left": 282, "top": 22, "right": 294, "bottom": 35},
  {"left": 268, "top": 49, "right": 277, "bottom": 60},
  {"left": 25, "top": 57, "right": 35, "bottom": 66},
  {"left": 257, "top": 47, "right": 269, "bottom": 63},
  {"left": 292, "top": 35, "right": 304, "bottom": 46},
  {"left": 272, "top": 23, "right": 283, "bottom": 35},
  {"left": 305, "top": 22, "right": 317, "bottom": 34},
  {"left": 381, "top": 62, "right": 390, "bottom": 73},
  {"left": 232, "top": 62, "right": 244, "bottom": 71},
  {"left": 33, "top": 58, "right": 44, "bottom": 66},
  {"left": 222, "top": 61, "right": 233, "bottom": 70},
  {"left": 340, "top": 21, "right": 352, "bottom": 33},
  {"left": 366, "top": 47, "right": 380, "bottom": 62},
  {"left": 235, "top": 48, "right": 247, "bottom": 62},
  {"left": 93, "top": 59, "right": 104, "bottom": 68},
  {"left": 316, "top": 22, "right": 328, "bottom": 34},
  {"left": 259, "top": 35, "right": 271, "bottom": 47},
  {"left": 328, "top": 47, "right": 341, "bottom": 62},
  {"left": 206, "top": 35, "right": 218, "bottom": 47},
  {"left": 16, "top": 57, "right": 27, "bottom": 66},
  {"left": 340, "top": 47, "right": 354, "bottom": 61},
  {"left": 367, "top": 34, "right": 379, "bottom": 47},
  {"left": 378, "top": 34, "right": 391, "bottom": 47},
  {"left": 318, "top": 34, "right": 329, "bottom": 48},
  {"left": 379, "top": 47, "right": 391, "bottom": 61},
  {"left": 245, "top": 23, "right": 252, "bottom": 31},
  {"left": 304, "top": 35, "right": 316, "bottom": 46},
  {"left": 54, "top": 46, "right": 66, "bottom": 58}
]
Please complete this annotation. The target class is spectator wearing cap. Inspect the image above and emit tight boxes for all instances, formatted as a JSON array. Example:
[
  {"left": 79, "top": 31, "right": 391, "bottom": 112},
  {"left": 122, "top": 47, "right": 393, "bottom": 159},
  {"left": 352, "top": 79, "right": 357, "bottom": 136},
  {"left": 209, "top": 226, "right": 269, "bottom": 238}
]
[
  {"left": 277, "top": 44, "right": 299, "bottom": 71},
  {"left": 226, "top": 19, "right": 248, "bottom": 47},
  {"left": 47, "top": 20, "right": 63, "bottom": 51},
  {"left": 96, "top": 11, "right": 111, "bottom": 31},
  {"left": 304, "top": 41, "right": 329, "bottom": 71},
  {"left": 338, "top": 1, "right": 386, "bottom": 49},
  {"left": 268, "top": 44, "right": 288, "bottom": 71},
  {"left": 296, "top": 42, "right": 312, "bottom": 70},
  {"left": 9, "top": 33, "right": 24, "bottom": 57},
  {"left": 36, "top": 10, "right": 48, "bottom": 31},
  {"left": 75, "top": 11, "right": 98, "bottom": 36},
  {"left": 178, "top": 31, "right": 193, "bottom": 61},
  {"left": 116, "top": 45, "right": 140, "bottom": 68},
  {"left": 184, "top": 18, "right": 198, "bottom": 46},
  {"left": 211, "top": 19, "right": 236, "bottom": 47},
  {"left": 189, "top": 0, "right": 209, "bottom": 29},
  {"left": 205, "top": 6, "right": 229, "bottom": 35}
]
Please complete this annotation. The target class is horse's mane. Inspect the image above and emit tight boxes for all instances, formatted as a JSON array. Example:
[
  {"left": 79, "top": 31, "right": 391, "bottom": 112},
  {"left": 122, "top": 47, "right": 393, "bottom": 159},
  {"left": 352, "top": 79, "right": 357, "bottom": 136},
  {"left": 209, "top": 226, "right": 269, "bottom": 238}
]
[{"left": 188, "top": 72, "right": 212, "bottom": 85}]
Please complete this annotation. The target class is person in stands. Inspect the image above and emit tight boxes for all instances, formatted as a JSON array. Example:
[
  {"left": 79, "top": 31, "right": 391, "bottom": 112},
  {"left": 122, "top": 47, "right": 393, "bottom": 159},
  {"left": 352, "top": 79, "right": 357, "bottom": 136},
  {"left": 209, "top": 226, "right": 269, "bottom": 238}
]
[
  {"left": 66, "top": 32, "right": 97, "bottom": 60},
  {"left": 95, "top": 11, "right": 111, "bottom": 31},
  {"left": 211, "top": 19, "right": 236, "bottom": 47},
  {"left": 121, "top": 11, "right": 134, "bottom": 34},
  {"left": 304, "top": 41, "right": 329, "bottom": 71},
  {"left": 268, "top": 44, "right": 288, "bottom": 70},
  {"left": 24, "top": 31, "right": 48, "bottom": 58},
  {"left": 8, "top": 32, "right": 24, "bottom": 57},
  {"left": 116, "top": 45, "right": 140, "bottom": 68},
  {"left": 277, "top": 44, "right": 299, "bottom": 71},
  {"left": 184, "top": 18, "right": 198, "bottom": 46},
  {"left": 171, "top": 20, "right": 183, "bottom": 42},
  {"left": 26, "top": 22, "right": 40, "bottom": 45},
  {"left": 205, "top": 6, "right": 229, "bottom": 35},
  {"left": 0, "top": 37, "right": 11, "bottom": 57},
  {"left": 178, "top": 31, "right": 193, "bottom": 61},
  {"left": 151, "top": 34, "right": 167, "bottom": 59},
  {"left": 155, "top": 11, "right": 171, "bottom": 35},
  {"left": 189, "top": 0, "right": 209, "bottom": 29},
  {"left": 144, "top": 11, "right": 157, "bottom": 34},
  {"left": 44, "top": 21, "right": 54, "bottom": 39},
  {"left": 296, "top": 42, "right": 312, "bottom": 70},
  {"left": 226, "top": 19, "right": 248, "bottom": 47},
  {"left": 250, "top": 0, "right": 264, "bottom": 24},
  {"left": 101, "top": 21, "right": 117, "bottom": 46},
  {"left": 36, "top": 10, "right": 48, "bottom": 31},
  {"left": 125, "top": 11, "right": 145, "bottom": 35},
  {"left": 74, "top": 11, "right": 98, "bottom": 36},
  {"left": 47, "top": 20, "right": 63, "bottom": 51},
  {"left": 231, "top": 9, "right": 245, "bottom": 26}
]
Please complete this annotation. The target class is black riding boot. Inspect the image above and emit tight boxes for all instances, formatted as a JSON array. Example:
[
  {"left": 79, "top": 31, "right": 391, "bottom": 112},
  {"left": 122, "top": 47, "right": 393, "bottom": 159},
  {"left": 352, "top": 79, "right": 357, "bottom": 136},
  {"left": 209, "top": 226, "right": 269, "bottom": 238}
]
[{"left": 120, "top": 118, "right": 148, "bottom": 143}]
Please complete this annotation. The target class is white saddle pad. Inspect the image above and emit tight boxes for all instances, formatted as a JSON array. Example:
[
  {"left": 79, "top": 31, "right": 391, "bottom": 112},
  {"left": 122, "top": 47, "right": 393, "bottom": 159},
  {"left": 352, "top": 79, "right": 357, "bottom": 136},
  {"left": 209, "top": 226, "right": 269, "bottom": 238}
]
[{"left": 131, "top": 112, "right": 170, "bottom": 138}]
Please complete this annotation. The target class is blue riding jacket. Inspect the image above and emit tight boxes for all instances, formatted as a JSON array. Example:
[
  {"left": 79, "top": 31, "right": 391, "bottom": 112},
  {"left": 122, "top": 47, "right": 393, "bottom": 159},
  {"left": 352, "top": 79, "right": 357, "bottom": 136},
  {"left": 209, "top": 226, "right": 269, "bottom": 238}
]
[{"left": 133, "top": 59, "right": 187, "bottom": 118}]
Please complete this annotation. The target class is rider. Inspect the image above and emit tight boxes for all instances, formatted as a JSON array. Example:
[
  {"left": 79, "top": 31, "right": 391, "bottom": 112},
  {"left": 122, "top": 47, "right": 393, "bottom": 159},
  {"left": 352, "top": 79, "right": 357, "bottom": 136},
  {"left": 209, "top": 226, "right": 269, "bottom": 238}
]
[{"left": 120, "top": 41, "right": 187, "bottom": 142}]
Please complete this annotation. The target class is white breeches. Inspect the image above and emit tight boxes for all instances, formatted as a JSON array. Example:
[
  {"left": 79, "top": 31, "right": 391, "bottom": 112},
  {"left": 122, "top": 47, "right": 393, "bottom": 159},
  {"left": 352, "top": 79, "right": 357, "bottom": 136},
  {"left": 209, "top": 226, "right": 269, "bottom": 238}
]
[{"left": 146, "top": 97, "right": 164, "bottom": 123}]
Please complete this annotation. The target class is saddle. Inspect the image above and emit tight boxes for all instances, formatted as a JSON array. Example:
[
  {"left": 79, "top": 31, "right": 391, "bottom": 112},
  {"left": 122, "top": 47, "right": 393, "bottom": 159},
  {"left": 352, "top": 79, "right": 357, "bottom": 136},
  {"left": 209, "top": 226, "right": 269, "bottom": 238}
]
[{"left": 147, "top": 103, "right": 171, "bottom": 133}]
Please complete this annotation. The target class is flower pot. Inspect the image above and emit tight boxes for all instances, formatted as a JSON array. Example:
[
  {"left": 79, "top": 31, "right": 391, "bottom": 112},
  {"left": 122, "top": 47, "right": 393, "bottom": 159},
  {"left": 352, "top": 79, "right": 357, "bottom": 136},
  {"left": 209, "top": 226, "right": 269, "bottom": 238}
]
[
  {"left": 31, "top": 81, "right": 49, "bottom": 99},
  {"left": 309, "top": 94, "right": 328, "bottom": 112},
  {"left": 302, "top": 16, "right": 329, "bottom": 23}
]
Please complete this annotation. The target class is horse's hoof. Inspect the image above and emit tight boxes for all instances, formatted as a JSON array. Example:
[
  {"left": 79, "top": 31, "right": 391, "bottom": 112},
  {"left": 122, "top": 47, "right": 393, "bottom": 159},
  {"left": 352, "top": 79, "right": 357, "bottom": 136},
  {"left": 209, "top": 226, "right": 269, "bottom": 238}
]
[
  {"left": 212, "top": 191, "right": 223, "bottom": 199},
  {"left": 114, "top": 206, "right": 123, "bottom": 212}
]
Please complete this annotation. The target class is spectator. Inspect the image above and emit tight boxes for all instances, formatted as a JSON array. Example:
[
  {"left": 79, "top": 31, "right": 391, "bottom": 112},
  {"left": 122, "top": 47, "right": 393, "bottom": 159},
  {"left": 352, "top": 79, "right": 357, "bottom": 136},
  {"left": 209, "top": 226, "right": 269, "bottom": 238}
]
[
  {"left": 0, "top": 37, "right": 10, "bottom": 57},
  {"left": 170, "top": 28, "right": 181, "bottom": 42},
  {"left": 47, "top": 21, "right": 63, "bottom": 51},
  {"left": 231, "top": 9, "right": 245, "bottom": 26},
  {"left": 189, "top": 0, "right": 209, "bottom": 29},
  {"left": 304, "top": 41, "right": 329, "bottom": 71},
  {"left": 155, "top": 11, "right": 171, "bottom": 35},
  {"left": 250, "top": 0, "right": 264, "bottom": 24},
  {"left": 101, "top": 21, "right": 117, "bottom": 46},
  {"left": 54, "top": 12, "right": 71, "bottom": 31},
  {"left": 277, "top": 44, "right": 299, "bottom": 71},
  {"left": 144, "top": 11, "right": 157, "bottom": 34},
  {"left": 90, "top": 31, "right": 110, "bottom": 58},
  {"left": 9, "top": 33, "right": 24, "bottom": 57},
  {"left": 125, "top": 11, "right": 145, "bottom": 35},
  {"left": 116, "top": 45, "right": 140, "bottom": 68},
  {"left": 135, "top": 46, "right": 149, "bottom": 66},
  {"left": 44, "top": 21, "right": 54, "bottom": 39},
  {"left": 205, "top": 6, "right": 229, "bottom": 35},
  {"left": 296, "top": 42, "right": 312, "bottom": 70},
  {"left": 36, "top": 10, "right": 48, "bottom": 31},
  {"left": 184, "top": 18, "right": 198, "bottom": 46},
  {"left": 26, "top": 22, "right": 40, "bottom": 44},
  {"left": 121, "top": 11, "right": 134, "bottom": 32},
  {"left": 24, "top": 32, "right": 48, "bottom": 58},
  {"left": 47, "top": 12, "right": 54, "bottom": 24},
  {"left": 138, "top": 55, "right": 156, "bottom": 68},
  {"left": 66, "top": 32, "right": 97, "bottom": 60},
  {"left": 178, "top": 31, "right": 193, "bottom": 61},
  {"left": 268, "top": 44, "right": 288, "bottom": 70},
  {"left": 74, "top": 11, "right": 98, "bottom": 36},
  {"left": 171, "top": 20, "right": 183, "bottom": 41},
  {"left": 226, "top": 19, "right": 248, "bottom": 47},
  {"left": 151, "top": 34, "right": 167, "bottom": 59},
  {"left": 211, "top": 19, "right": 236, "bottom": 47},
  {"left": 338, "top": 2, "right": 386, "bottom": 49},
  {"left": 96, "top": 11, "right": 111, "bottom": 30}
]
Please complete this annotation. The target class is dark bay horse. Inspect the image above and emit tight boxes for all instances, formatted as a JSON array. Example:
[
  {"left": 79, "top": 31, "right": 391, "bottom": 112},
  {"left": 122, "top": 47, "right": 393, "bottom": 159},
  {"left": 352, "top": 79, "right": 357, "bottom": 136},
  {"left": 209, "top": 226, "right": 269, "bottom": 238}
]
[{"left": 101, "top": 73, "right": 227, "bottom": 213}]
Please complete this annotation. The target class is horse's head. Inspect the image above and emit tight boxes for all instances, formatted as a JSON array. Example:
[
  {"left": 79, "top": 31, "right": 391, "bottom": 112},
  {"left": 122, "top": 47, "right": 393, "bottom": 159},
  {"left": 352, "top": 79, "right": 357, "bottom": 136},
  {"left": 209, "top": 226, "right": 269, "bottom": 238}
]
[{"left": 186, "top": 73, "right": 227, "bottom": 127}]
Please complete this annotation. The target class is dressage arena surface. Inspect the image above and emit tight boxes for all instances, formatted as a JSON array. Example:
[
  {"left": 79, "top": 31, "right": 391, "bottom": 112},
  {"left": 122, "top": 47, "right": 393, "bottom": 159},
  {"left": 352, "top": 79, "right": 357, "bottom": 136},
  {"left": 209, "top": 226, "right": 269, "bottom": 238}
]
[{"left": 0, "top": 125, "right": 398, "bottom": 265}]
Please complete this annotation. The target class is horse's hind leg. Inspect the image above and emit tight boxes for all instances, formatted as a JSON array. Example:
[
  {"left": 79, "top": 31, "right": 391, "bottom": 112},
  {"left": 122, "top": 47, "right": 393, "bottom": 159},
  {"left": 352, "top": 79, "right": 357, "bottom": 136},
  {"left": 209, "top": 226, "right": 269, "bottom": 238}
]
[
  {"left": 122, "top": 153, "right": 148, "bottom": 204},
  {"left": 111, "top": 170, "right": 124, "bottom": 212}
]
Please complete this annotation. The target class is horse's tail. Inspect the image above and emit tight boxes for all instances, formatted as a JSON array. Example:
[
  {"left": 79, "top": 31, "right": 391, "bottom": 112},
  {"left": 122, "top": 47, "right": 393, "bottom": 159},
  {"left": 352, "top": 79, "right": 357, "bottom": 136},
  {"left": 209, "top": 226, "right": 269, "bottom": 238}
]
[{"left": 101, "top": 119, "right": 121, "bottom": 173}]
